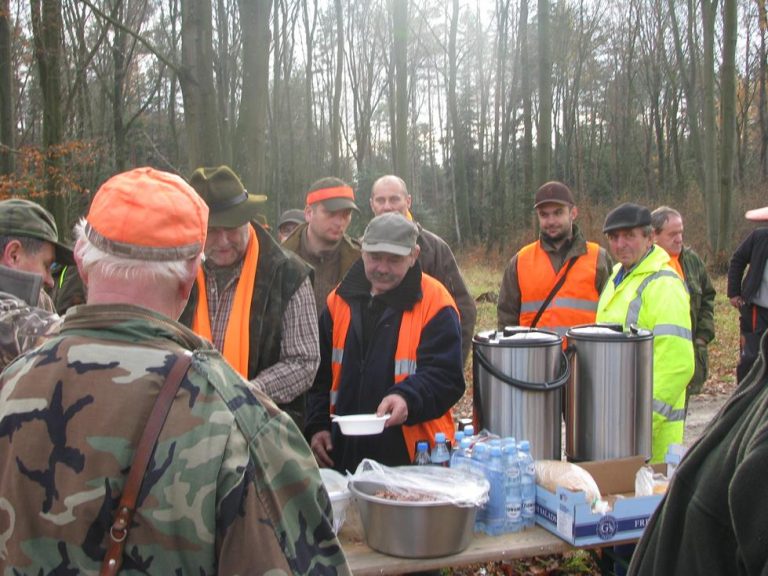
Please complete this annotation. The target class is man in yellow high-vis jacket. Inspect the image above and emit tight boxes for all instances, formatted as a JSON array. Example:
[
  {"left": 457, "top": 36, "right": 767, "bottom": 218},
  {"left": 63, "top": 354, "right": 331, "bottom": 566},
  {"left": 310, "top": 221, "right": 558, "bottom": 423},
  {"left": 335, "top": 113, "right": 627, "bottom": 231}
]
[{"left": 596, "top": 202, "right": 694, "bottom": 463}]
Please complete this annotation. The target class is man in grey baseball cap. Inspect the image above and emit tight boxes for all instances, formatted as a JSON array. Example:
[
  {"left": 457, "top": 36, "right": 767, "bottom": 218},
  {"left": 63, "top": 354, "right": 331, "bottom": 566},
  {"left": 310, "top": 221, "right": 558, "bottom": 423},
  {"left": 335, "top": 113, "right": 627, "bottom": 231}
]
[{"left": 305, "top": 212, "right": 465, "bottom": 473}]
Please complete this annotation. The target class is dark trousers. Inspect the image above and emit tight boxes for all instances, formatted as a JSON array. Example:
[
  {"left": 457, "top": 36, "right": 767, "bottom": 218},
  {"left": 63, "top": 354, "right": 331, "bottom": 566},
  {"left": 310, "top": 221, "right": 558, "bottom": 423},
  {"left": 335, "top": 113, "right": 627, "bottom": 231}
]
[{"left": 737, "top": 304, "right": 768, "bottom": 383}]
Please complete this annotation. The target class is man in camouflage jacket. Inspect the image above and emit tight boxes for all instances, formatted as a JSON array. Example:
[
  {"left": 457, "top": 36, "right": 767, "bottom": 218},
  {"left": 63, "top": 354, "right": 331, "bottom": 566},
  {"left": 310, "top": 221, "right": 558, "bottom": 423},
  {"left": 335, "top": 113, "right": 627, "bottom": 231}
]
[
  {"left": 0, "top": 199, "right": 75, "bottom": 369},
  {"left": 0, "top": 167, "right": 350, "bottom": 575}
]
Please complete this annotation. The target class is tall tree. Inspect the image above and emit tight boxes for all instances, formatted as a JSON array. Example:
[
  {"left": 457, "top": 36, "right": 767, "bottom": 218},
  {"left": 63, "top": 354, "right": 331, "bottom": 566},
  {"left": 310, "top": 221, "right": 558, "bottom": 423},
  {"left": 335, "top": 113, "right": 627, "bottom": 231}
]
[
  {"left": 180, "top": 0, "right": 223, "bottom": 169},
  {"left": 537, "top": 0, "right": 552, "bottom": 185},
  {"left": 0, "top": 0, "right": 13, "bottom": 174},
  {"left": 30, "top": 0, "right": 66, "bottom": 225},
  {"left": 718, "top": 0, "right": 738, "bottom": 261},
  {"left": 392, "top": 0, "right": 408, "bottom": 180},
  {"left": 236, "top": 0, "right": 270, "bottom": 194},
  {"left": 330, "top": 0, "right": 344, "bottom": 175}
]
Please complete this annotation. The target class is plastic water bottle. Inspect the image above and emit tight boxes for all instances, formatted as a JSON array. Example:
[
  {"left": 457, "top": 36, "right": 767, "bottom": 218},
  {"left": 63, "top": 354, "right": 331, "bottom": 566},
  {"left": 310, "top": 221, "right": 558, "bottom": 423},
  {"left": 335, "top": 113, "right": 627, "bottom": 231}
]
[
  {"left": 450, "top": 437, "right": 473, "bottom": 472},
  {"left": 453, "top": 430, "right": 465, "bottom": 452},
  {"left": 413, "top": 441, "right": 431, "bottom": 466},
  {"left": 471, "top": 443, "right": 490, "bottom": 532},
  {"left": 503, "top": 438, "right": 522, "bottom": 533},
  {"left": 484, "top": 446, "right": 506, "bottom": 536},
  {"left": 431, "top": 432, "right": 450, "bottom": 467},
  {"left": 463, "top": 424, "right": 475, "bottom": 442},
  {"left": 518, "top": 440, "right": 536, "bottom": 528}
]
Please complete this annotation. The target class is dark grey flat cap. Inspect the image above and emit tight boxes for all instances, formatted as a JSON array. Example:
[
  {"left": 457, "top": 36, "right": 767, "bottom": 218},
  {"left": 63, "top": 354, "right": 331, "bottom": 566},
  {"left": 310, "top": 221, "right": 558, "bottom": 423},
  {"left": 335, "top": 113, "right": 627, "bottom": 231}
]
[{"left": 603, "top": 202, "right": 651, "bottom": 233}]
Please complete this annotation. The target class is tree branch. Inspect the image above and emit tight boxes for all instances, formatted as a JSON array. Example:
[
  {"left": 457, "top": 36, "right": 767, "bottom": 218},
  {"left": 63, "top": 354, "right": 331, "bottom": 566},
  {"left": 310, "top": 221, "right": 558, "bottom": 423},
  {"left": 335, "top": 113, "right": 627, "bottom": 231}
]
[{"left": 78, "top": 0, "right": 180, "bottom": 73}]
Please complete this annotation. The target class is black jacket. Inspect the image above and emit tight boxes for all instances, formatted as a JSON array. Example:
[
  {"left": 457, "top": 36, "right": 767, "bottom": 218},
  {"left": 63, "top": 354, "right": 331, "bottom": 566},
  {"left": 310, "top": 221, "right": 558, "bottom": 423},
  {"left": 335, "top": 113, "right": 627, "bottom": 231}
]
[{"left": 727, "top": 226, "right": 768, "bottom": 305}]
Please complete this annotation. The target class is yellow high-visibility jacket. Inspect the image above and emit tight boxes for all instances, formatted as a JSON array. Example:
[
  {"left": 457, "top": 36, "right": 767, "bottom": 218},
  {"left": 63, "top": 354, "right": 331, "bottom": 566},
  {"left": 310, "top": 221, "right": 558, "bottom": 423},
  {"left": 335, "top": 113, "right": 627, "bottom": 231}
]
[{"left": 597, "top": 246, "right": 694, "bottom": 463}]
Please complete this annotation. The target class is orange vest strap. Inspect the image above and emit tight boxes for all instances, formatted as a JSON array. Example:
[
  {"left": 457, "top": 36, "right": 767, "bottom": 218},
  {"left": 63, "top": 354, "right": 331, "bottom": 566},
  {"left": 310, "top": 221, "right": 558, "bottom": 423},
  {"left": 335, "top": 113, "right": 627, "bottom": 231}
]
[{"left": 191, "top": 226, "right": 259, "bottom": 376}]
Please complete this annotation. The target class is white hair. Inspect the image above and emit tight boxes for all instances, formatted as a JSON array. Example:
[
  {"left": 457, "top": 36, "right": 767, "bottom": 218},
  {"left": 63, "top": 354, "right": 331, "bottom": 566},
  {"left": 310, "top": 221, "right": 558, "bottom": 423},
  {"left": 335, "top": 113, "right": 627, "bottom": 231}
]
[{"left": 73, "top": 219, "right": 197, "bottom": 284}]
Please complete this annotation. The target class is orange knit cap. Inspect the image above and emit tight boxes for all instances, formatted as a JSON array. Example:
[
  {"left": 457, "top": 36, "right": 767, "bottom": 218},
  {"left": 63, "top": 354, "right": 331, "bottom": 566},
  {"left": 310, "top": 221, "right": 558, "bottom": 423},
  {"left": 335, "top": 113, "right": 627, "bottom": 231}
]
[{"left": 86, "top": 167, "right": 209, "bottom": 261}]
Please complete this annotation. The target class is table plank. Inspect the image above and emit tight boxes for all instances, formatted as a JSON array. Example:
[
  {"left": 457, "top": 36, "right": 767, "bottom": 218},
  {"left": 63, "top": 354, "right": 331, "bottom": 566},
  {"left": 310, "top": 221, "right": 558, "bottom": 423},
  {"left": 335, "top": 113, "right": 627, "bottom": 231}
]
[{"left": 342, "top": 526, "right": 573, "bottom": 575}]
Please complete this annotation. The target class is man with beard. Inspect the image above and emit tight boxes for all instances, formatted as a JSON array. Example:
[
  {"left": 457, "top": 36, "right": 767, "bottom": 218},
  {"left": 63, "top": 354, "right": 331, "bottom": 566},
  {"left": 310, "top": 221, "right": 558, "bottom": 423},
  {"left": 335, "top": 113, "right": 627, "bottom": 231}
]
[
  {"left": 282, "top": 177, "right": 361, "bottom": 316},
  {"left": 497, "top": 181, "right": 612, "bottom": 334}
]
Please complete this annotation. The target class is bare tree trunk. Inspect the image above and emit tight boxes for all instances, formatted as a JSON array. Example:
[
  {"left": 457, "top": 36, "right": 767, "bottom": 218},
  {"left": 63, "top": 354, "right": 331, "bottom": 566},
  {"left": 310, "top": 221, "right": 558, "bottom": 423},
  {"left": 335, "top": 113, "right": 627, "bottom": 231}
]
[
  {"left": 701, "top": 0, "right": 720, "bottom": 252},
  {"left": 758, "top": 0, "right": 768, "bottom": 178},
  {"left": 0, "top": 0, "right": 14, "bottom": 174},
  {"left": 521, "top": 0, "right": 533, "bottom": 208},
  {"left": 236, "top": 0, "right": 271, "bottom": 194},
  {"left": 537, "top": 0, "right": 551, "bottom": 185},
  {"left": 718, "top": 0, "right": 737, "bottom": 263},
  {"left": 180, "top": 0, "right": 223, "bottom": 169},
  {"left": 392, "top": 0, "right": 408, "bottom": 181},
  {"left": 30, "top": 0, "right": 66, "bottom": 227},
  {"left": 330, "top": 0, "right": 343, "bottom": 175}
]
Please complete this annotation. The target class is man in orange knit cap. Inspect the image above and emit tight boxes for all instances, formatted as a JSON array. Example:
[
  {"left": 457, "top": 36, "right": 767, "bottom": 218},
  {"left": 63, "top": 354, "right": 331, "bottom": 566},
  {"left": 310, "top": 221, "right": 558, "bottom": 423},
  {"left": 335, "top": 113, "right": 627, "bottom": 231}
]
[
  {"left": 180, "top": 165, "right": 318, "bottom": 427},
  {"left": 0, "top": 167, "right": 349, "bottom": 574},
  {"left": 282, "top": 177, "right": 361, "bottom": 315}
]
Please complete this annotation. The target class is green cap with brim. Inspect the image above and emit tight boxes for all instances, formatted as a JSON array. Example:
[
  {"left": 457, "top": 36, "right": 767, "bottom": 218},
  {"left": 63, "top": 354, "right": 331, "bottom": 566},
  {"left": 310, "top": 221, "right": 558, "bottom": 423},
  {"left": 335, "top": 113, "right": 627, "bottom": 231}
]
[
  {"left": 189, "top": 165, "right": 267, "bottom": 228},
  {"left": 362, "top": 212, "right": 418, "bottom": 256},
  {"left": 0, "top": 198, "right": 74, "bottom": 264}
]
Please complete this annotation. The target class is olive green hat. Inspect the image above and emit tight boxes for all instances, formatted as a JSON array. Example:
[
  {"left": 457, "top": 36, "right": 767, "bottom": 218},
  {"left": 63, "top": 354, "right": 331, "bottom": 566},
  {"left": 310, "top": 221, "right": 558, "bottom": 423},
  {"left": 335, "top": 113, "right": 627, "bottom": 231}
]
[
  {"left": 0, "top": 198, "right": 74, "bottom": 264},
  {"left": 189, "top": 166, "right": 267, "bottom": 228}
]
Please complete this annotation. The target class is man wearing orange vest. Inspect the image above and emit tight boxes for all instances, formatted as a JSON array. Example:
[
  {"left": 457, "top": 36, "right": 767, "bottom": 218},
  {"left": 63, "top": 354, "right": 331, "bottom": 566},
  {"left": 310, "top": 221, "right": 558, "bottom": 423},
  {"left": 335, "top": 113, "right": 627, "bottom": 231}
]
[
  {"left": 497, "top": 181, "right": 612, "bottom": 334},
  {"left": 305, "top": 212, "right": 465, "bottom": 473}
]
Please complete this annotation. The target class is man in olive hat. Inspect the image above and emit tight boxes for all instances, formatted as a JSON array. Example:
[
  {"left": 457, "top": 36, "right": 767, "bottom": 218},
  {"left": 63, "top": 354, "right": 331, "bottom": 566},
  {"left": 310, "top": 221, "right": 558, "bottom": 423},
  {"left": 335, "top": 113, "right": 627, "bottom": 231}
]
[
  {"left": 497, "top": 181, "right": 612, "bottom": 336},
  {"left": 596, "top": 202, "right": 694, "bottom": 464},
  {"left": 727, "top": 203, "right": 768, "bottom": 381},
  {"left": 282, "top": 177, "right": 361, "bottom": 315},
  {"left": 0, "top": 167, "right": 349, "bottom": 574},
  {"left": 0, "top": 198, "right": 73, "bottom": 369},
  {"left": 180, "top": 166, "right": 319, "bottom": 427}
]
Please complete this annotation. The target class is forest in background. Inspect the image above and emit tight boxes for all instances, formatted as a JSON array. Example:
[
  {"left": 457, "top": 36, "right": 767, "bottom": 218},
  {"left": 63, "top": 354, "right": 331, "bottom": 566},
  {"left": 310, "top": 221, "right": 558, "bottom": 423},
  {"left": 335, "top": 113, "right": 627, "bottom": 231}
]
[{"left": 0, "top": 0, "right": 763, "bottom": 265}]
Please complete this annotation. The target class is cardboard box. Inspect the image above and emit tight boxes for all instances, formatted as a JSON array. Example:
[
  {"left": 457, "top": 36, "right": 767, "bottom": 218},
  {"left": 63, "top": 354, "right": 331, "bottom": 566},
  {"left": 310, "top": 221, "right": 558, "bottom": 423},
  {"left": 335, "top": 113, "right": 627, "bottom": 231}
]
[{"left": 535, "top": 456, "right": 664, "bottom": 546}]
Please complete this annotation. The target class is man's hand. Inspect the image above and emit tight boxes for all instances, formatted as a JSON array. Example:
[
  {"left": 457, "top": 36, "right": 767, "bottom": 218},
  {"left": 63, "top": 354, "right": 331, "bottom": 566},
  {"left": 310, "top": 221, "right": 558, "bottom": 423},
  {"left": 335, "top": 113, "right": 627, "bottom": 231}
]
[
  {"left": 310, "top": 431, "right": 334, "bottom": 468},
  {"left": 730, "top": 295, "right": 744, "bottom": 309},
  {"left": 377, "top": 394, "right": 408, "bottom": 427}
]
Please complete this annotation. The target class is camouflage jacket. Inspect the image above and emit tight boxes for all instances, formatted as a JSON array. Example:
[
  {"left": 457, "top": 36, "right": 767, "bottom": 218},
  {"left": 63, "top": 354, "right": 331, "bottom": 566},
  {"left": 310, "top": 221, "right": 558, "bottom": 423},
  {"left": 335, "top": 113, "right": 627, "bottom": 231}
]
[
  {"left": 0, "top": 303, "right": 350, "bottom": 575},
  {"left": 0, "top": 291, "right": 60, "bottom": 371}
]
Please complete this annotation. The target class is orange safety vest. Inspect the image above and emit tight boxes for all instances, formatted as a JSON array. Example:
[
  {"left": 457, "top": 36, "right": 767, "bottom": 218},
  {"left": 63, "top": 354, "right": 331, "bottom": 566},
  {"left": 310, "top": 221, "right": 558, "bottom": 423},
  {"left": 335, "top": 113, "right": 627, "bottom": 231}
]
[
  {"left": 327, "top": 273, "right": 457, "bottom": 461},
  {"left": 517, "top": 241, "right": 600, "bottom": 336}
]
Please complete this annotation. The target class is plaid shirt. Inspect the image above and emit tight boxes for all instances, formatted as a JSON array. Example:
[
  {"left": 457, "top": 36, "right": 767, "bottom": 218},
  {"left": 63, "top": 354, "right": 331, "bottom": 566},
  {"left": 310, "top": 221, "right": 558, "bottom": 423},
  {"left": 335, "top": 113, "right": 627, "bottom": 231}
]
[{"left": 202, "top": 260, "right": 319, "bottom": 404}]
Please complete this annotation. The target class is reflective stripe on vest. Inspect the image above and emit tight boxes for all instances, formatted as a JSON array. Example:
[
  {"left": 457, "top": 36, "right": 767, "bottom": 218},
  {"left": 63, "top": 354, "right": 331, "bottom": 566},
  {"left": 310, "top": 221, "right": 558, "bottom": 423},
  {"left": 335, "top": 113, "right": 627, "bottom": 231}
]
[
  {"left": 327, "top": 273, "right": 458, "bottom": 460},
  {"left": 626, "top": 270, "right": 692, "bottom": 341},
  {"left": 653, "top": 398, "right": 687, "bottom": 423},
  {"left": 517, "top": 241, "right": 600, "bottom": 332}
]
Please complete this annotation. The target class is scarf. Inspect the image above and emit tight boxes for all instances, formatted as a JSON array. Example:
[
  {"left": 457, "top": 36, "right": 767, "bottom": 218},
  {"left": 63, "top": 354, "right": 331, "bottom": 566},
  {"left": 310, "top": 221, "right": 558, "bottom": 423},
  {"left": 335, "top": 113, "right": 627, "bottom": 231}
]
[{"left": 192, "top": 225, "right": 259, "bottom": 376}]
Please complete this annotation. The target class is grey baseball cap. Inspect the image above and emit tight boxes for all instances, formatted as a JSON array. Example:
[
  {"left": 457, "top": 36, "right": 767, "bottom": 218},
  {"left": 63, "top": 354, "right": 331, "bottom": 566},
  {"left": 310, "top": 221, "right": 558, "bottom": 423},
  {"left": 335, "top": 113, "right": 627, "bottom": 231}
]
[{"left": 362, "top": 212, "right": 418, "bottom": 256}]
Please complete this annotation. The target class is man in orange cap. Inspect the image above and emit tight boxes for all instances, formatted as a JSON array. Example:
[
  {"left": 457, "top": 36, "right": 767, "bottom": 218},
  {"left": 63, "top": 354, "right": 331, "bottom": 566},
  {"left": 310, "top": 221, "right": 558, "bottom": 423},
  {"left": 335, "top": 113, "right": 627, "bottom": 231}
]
[
  {"left": 728, "top": 204, "right": 768, "bottom": 380},
  {"left": 0, "top": 167, "right": 349, "bottom": 574},
  {"left": 282, "top": 176, "right": 361, "bottom": 315},
  {"left": 181, "top": 165, "right": 319, "bottom": 427}
]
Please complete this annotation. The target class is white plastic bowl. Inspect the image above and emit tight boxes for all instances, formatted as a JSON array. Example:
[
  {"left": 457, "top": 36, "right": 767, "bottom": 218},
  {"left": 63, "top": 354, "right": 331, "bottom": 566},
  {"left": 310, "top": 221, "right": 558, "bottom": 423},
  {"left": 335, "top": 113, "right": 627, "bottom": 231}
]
[
  {"left": 319, "top": 468, "right": 350, "bottom": 534},
  {"left": 332, "top": 413, "right": 390, "bottom": 435}
]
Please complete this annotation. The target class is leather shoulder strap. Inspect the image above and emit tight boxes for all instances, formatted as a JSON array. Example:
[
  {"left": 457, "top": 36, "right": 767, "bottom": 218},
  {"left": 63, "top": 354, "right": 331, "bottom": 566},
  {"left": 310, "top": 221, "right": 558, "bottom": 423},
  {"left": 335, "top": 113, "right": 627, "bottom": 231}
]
[{"left": 101, "top": 351, "right": 193, "bottom": 576}]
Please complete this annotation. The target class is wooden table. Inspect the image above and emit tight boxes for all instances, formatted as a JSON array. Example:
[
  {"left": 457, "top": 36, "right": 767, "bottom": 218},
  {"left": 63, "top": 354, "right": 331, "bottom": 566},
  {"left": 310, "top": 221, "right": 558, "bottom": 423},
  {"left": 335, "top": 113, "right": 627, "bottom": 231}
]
[{"left": 341, "top": 525, "right": 573, "bottom": 575}]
